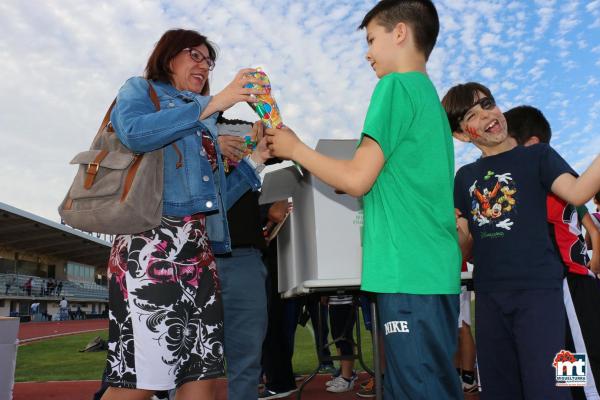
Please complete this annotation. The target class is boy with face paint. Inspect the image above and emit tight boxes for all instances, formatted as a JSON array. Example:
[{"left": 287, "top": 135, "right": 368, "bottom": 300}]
[{"left": 443, "top": 82, "right": 600, "bottom": 400}]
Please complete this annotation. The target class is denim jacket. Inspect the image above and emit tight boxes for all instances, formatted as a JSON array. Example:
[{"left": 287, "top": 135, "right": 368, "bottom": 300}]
[{"left": 111, "top": 77, "right": 261, "bottom": 254}]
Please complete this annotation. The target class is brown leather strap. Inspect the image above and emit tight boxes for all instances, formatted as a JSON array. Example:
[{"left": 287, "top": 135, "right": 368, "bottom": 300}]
[
  {"left": 121, "top": 155, "right": 144, "bottom": 202},
  {"left": 84, "top": 150, "right": 109, "bottom": 189},
  {"left": 64, "top": 197, "right": 73, "bottom": 210},
  {"left": 92, "top": 99, "right": 117, "bottom": 141},
  {"left": 172, "top": 143, "right": 183, "bottom": 169}
]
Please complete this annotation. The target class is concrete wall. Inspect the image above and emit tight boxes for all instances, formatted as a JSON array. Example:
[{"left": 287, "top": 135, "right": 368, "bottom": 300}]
[{"left": 0, "top": 299, "right": 107, "bottom": 318}]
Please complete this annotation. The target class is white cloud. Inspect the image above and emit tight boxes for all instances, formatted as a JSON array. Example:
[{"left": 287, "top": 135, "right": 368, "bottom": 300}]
[
  {"left": 587, "top": 1, "right": 600, "bottom": 12},
  {"left": 0, "top": 0, "right": 599, "bottom": 220},
  {"left": 480, "top": 67, "right": 498, "bottom": 79},
  {"left": 502, "top": 81, "right": 518, "bottom": 90},
  {"left": 527, "top": 59, "right": 549, "bottom": 81},
  {"left": 559, "top": 16, "right": 579, "bottom": 33},
  {"left": 534, "top": 5, "right": 555, "bottom": 39}
]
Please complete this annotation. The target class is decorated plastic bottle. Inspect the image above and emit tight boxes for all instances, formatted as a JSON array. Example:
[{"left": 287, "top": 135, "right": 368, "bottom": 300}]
[
  {"left": 244, "top": 68, "right": 284, "bottom": 129},
  {"left": 245, "top": 67, "right": 303, "bottom": 175}
]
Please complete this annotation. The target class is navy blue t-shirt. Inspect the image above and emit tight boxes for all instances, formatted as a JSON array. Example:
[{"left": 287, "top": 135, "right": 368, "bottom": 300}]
[{"left": 454, "top": 144, "right": 576, "bottom": 292}]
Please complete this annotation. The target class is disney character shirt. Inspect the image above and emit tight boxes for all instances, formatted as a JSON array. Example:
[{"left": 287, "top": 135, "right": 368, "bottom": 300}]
[{"left": 454, "top": 144, "right": 577, "bottom": 292}]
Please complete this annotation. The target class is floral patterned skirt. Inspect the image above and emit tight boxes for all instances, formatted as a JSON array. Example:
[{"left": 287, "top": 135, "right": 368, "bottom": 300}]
[{"left": 104, "top": 214, "right": 224, "bottom": 390}]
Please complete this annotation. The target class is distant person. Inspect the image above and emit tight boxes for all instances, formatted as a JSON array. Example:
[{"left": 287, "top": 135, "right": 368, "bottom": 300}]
[
  {"left": 56, "top": 280, "right": 63, "bottom": 296},
  {"left": 47, "top": 278, "right": 55, "bottom": 296},
  {"left": 5, "top": 276, "right": 15, "bottom": 295},
  {"left": 59, "top": 297, "right": 68, "bottom": 321},
  {"left": 24, "top": 277, "right": 33, "bottom": 296}
]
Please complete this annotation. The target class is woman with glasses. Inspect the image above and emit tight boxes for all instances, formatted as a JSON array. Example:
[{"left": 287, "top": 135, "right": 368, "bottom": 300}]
[{"left": 101, "top": 29, "right": 270, "bottom": 400}]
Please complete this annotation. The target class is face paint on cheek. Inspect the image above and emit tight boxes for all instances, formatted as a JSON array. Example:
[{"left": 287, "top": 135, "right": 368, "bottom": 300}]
[{"left": 466, "top": 125, "right": 481, "bottom": 139}]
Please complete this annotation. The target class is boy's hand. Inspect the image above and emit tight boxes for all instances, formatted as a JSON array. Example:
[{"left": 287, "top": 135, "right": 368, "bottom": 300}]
[
  {"left": 265, "top": 126, "right": 303, "bottom": 160},
  {"left": 250, "top": 121, "right": 271, "bottom": 164},
  {"left": 454, "top": 208, "right": 462, "bottom": 230},
  {"left": 456, "top": 216, "right": 473, "bottom": 259},
  {"left": 589, "top": 255, "right": 600, "bottom": 275}
]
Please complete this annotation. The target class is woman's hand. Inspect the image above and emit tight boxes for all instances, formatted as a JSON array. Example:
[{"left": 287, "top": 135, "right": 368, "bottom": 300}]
[
  {"left": 264, "top": 126, "right": 304, "bottom": 160},
  {"left": 249, "top": 121, "right": 272, "bottom": 164},
  {"left": 200, "top": 69, "right": 265, "bottom": 119},
  {"left": 218, "top": 135, "right": 246, "bottom": 162}
]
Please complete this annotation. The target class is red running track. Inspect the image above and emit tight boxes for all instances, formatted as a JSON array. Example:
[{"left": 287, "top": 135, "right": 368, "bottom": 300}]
[
  {"left": 18, "top": 319, "right": 108, "bottom": 343},
  {"left": 13, "top": 376, "right": 340, "bottom": 400},
  {"left": 14, "top": 375, "right": 480, "bottom": 400}
]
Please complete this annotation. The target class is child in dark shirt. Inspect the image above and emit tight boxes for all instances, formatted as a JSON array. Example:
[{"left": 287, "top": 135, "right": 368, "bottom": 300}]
[
  {"left": 443, "top": 82, "right": 600, "bottom": 399},
  {"left": 505, "top": 105, "right": 600, "bottom": 399}
]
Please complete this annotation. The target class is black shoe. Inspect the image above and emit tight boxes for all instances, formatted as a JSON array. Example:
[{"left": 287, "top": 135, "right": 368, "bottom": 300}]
[{"left": 258, "top": 387, "right": 298, "bottom": 399}]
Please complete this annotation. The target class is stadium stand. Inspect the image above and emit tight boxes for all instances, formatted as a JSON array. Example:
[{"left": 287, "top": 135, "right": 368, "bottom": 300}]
[{"left": 0, "top": 202, "right": 110, "bottom": 321}]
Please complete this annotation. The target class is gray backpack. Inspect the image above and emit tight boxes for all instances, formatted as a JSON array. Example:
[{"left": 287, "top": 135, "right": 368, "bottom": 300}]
[{"left": 59, "top": 82, "right": 182, "bottom": 235}]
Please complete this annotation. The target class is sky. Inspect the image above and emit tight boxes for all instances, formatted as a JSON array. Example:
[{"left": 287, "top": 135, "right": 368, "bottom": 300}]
[{"left": 1, "top": 0, "right": 599, "bottom": 221}]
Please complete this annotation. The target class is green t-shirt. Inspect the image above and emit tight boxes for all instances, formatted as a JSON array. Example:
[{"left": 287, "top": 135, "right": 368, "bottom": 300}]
[{"left": 360, "top": 72, "right": 461, "bottom": 294}]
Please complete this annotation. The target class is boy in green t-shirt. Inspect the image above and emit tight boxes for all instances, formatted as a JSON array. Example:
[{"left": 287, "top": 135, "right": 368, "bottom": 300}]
[{"left": 265, "top": 1, "right": 462, "bottom": 398}]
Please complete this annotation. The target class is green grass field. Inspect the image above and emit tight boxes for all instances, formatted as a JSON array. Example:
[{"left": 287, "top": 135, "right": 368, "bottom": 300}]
[
  {"left": 15, "top": 316, "right": 375, "bottom": 382},
  {"left": 16, "top": 331, "right": 111, "bottom": 382},
  {"left": 16, "top": 302, "right": 475, "bottom": 382}
]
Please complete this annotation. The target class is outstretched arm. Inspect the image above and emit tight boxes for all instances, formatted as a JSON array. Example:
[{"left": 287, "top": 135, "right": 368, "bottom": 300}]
[
  {"left": 551, "top": 155, "right": 600, "bottom": 206},
  {"left": 265, "top": 127, "right": 384, "bottom": 197}
]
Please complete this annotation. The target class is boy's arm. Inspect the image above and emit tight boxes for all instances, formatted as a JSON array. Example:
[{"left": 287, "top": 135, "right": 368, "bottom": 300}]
[
  {"left": 551, "top": 155, "right": 600, "bottom": 206},
  {"left": 265, "top": 127, "right": 385, "bottom": 197},
  {"left": 582, "top": 213, "right": 600, "bottom": 274},
  {"left": 456, "top": 215, "right": 473, "bottom": 259}
]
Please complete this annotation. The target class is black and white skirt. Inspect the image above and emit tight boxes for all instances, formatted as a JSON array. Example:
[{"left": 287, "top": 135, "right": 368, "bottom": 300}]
[{"left": 104, "top": 214, "right": 224, "bottom": 390}]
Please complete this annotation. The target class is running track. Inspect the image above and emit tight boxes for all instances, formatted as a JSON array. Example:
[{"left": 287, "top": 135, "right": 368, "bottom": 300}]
[
  {"left": 18, "top": 319, "right": 108, "bottom": 343},
  {"left": 12, "top": 320, "right": 479, "bottom": 399}
]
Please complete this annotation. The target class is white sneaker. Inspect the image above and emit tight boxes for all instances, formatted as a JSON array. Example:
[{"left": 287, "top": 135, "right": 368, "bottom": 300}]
[
  {"left": 325, "top": 374, "right": 357, "bottom": 393},
  {"left": 463, "top": 381, "right": 479, "bottom": 394}
]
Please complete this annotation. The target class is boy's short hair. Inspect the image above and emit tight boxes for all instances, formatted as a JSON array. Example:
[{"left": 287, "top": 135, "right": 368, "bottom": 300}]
[
  {"left": 504, "top": 105, "right": 552, "bottom": 145},
  {"left": 358, "top": 0, "right": 439, "bottom": 61},
  {"left": 595, "top": 192, "right": 600, "bottom": 204},
  {"left": 441, "top": 82, "right": 493, "bottom": 133}
]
